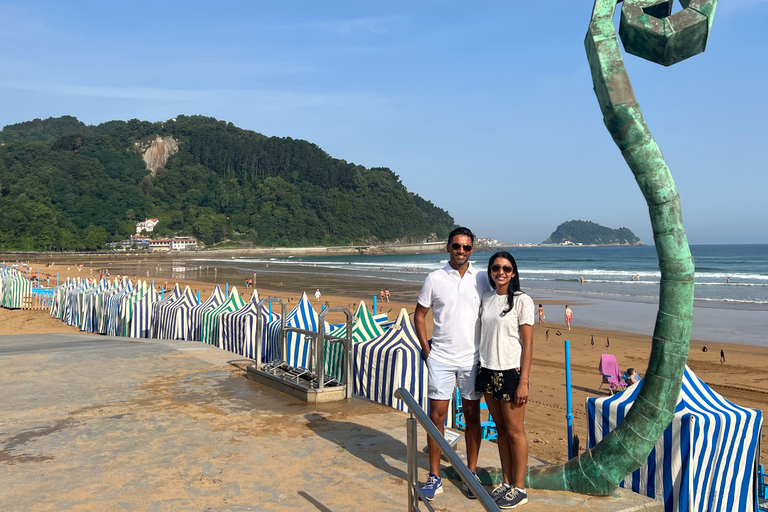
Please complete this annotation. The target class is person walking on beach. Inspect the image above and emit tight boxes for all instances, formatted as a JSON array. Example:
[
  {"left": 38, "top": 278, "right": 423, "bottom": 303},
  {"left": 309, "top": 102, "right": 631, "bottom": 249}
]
[
  {"left": 564, "top": 305, "right": 573, "bottom": 330},
  {"left": 380, "top": 289, "right": 385, "bottom": 302},
  {"left": 477, "top": 251, "right": 533, "bottom": 509},
  {"left": 538, "top": 304, "right": 545, "bottom": 324},
  {"left": 315, "top": 288, "right": 321, "bottom": 301},
  {"left": 414, "top": 227, "right": 491, "bottom": 501},
  {"left": 385, "top": 289, "right": 390, "bottom": 302}
]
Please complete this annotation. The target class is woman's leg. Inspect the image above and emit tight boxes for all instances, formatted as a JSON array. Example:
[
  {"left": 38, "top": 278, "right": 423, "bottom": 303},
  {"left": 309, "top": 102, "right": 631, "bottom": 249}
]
[
  {"left": 484, "top": 392, "right": 512, "bottom": 485},
  {"left": 499, "top": 400, "right": 528, "bottom": 489}
]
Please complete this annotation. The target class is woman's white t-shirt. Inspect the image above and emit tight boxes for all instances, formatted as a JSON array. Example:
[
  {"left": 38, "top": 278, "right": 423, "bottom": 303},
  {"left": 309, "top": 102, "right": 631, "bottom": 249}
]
[{"left": 479, "top": 290, "right": 535, "bottom": 370}]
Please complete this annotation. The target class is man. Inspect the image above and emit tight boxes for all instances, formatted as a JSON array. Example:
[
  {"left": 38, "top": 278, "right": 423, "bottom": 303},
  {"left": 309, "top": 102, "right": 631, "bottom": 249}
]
[{"left": 414, "top": 227, "right": 491, "bottom": 501}]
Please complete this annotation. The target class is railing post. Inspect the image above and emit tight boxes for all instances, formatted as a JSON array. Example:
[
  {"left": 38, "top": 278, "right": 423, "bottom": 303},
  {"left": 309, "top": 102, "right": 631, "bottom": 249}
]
[{"left": 407, "top": 414, "right": 418, "bottom": 512}]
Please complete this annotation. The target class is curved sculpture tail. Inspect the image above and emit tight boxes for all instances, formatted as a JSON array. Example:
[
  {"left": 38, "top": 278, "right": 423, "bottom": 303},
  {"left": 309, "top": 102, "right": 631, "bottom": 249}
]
[{"left": 526, "top": 0, "right": 717, "bottom": 494}]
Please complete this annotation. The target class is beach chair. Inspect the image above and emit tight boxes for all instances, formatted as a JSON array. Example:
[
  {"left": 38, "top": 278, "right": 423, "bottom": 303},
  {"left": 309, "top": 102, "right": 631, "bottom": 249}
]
[
  {"left": 454, "top": 388, "right": 498, "bottom": 441},
  {"left": 598, "top": 353, "right": 627, "bottom": 395}
]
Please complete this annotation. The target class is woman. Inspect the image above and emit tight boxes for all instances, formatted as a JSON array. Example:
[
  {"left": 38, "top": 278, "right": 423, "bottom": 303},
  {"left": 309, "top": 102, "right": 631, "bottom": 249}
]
[
  {"left": 564, "top": 305, "right": 573, "bottom": 330},
  {"left": 476, "top": 251, "right": 533, "bottom": 509}
]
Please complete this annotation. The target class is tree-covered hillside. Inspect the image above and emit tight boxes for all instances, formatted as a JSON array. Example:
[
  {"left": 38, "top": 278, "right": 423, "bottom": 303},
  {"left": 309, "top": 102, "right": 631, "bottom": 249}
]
[
  {"left": 0, "top": 115, "right": 456, "bottom": 250},
  {"left": 543, "top": 220, "right": 644, "bottom": 245}
]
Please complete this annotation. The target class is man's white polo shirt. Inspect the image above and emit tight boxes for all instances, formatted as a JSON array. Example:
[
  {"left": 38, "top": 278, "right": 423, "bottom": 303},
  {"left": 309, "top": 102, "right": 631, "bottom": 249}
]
[{"left": 417, "top": 262, "right": 491, "bottom": 367}]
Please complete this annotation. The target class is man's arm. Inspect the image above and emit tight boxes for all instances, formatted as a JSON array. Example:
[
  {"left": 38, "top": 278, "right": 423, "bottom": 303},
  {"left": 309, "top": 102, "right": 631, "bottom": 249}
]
[{"left": 414, "top": 303, "right": 431, "bottom": 359}]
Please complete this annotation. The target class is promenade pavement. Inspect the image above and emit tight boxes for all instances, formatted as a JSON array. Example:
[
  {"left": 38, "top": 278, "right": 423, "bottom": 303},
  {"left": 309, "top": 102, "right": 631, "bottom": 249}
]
[{"left": 0, "top": 332, "right": 661, "bottom": 511}]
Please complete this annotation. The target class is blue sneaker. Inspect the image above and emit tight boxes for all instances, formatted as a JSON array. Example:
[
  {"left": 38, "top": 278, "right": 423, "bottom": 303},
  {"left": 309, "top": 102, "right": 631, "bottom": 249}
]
[
  {"left": 461, "top": 472, "right": 482, "bottom": 499},
  {"left": 420, "top": 474, "right": 443, "bottom": 501},
  {"left": 497, "top": 487, "right": 528, "bottom": 509}
]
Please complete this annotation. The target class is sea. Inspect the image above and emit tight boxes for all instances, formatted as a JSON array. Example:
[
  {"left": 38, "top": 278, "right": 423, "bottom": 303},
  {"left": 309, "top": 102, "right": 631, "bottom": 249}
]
[{"left": 194, "top": 244, "right": 767, "bottom": 346}]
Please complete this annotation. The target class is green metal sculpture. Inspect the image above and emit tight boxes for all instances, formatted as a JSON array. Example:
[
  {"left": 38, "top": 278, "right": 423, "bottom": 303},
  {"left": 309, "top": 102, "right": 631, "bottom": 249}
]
[{"left": 526, "top": 0, "right": 717, "bottom": 494}]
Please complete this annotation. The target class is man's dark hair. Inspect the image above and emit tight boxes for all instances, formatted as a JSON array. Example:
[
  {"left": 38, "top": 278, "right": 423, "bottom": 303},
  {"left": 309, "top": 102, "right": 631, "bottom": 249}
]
[{"left": 447, "top": 227, "right": 475, "bottom": 245}]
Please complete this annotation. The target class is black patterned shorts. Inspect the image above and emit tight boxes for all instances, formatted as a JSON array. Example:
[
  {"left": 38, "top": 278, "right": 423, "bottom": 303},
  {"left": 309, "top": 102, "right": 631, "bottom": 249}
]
[{"left": 475, "top": 366, "right": 521, "bottom": 402}]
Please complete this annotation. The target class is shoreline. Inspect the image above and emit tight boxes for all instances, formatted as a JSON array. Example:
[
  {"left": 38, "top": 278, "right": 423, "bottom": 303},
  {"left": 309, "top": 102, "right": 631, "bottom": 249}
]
[{"left": 2, "top": 253, "right": 767, "bottom": 465}]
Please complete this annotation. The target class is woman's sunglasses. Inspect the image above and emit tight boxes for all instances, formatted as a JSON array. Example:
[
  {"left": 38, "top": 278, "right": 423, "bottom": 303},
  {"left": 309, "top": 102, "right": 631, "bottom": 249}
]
[
  {"left": 491, "top": 264, "right": 514, "bottom": 273},
  {"left": 451, "top": 243, "right": 473, "bottom": 252}
]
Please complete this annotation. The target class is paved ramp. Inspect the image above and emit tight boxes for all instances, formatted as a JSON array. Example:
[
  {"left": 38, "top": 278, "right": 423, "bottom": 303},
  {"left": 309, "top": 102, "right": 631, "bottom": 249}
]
[{"left": 0, "top": 333, "right": 661, "bottom": 511}]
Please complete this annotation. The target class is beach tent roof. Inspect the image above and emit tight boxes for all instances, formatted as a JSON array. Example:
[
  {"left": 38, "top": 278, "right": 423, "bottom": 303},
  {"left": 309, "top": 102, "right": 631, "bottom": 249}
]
[{"left": 352, "top": 308, "right": 428, "bottom": 412}]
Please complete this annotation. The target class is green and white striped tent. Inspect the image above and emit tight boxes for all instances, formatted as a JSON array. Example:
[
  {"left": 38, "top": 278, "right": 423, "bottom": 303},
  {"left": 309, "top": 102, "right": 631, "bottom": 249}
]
[
  {"left": 200, "top": 287, "right": 247, "bottom": 347},
  {"left": 187, "top": 285, "right": 225, "bottom": 341},
  {"left": 1, "top": 271, "right": 32, "bottom": 309},
  {"left": 324, "top": 300, "right": 387, "bottom": 382}
]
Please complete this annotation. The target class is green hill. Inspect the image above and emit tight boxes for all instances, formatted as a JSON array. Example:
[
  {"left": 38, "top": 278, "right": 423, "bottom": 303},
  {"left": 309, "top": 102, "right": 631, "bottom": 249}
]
[
  {"left": 0, "top": 115, "right": 456, "bottom": 250},
  {"left": 543, "top": 220, "right": 644, "bottom": 246}
]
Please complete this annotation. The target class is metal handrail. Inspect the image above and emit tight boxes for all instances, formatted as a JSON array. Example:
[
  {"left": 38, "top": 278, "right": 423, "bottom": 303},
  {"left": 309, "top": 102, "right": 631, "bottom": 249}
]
[{"left": 394, "top": 387, "right": 501, "bottom": 512}]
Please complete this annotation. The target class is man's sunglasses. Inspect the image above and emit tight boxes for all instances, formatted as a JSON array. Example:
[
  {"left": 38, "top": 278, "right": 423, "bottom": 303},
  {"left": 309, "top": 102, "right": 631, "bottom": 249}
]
[
  {"left": 491, "top": 264, "right": 514, "bottom": 273},
  {"left": 451, "top": 243, "right": 473, "bottom": 252}
]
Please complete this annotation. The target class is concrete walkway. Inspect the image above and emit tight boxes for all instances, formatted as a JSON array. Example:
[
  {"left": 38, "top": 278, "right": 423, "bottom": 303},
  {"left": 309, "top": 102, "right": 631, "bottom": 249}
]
[{"left": 0, "top": 333, "right": 661, "bottom": 511}]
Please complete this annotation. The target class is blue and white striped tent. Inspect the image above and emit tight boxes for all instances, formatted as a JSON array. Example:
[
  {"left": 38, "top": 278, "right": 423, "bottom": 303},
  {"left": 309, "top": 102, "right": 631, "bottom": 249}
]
[
  {"left": 587, "top": 365, "right": 763, "bottom": 512},
  {"left": 50, "top": 278, "right": 76, "bottom": 320},
  {"left": 187, "top": 285, "right": 225, "bottom": 341},
  {"left": 123, "top": 284, "right": 161, "bottom": 338},
  {"left": 353, "top": 308, "right": 428, "bottom": 413},
  {"left": 100, "top": 278, "right": 134, "bottom": 335},
  {"left": 152, "top": 285, "right": 197, "bottom": 340},
  {"left": 79, "top": 278, "right": 110, "bottom": 332},
  {"left": 220, "top": 290, "right": 280, "bottom": 360},
  {"left": 264, "top": 292, "right": 319, "bottom": 368},
  {"left": 64, "top": 279, "right": 94, "bottom": 326}
]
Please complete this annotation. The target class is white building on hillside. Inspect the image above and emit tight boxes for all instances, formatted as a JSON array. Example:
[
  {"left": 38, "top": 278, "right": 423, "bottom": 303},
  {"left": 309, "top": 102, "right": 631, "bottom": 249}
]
[{"left": 136, "top": 218, "right": 160, "bottom": 234}]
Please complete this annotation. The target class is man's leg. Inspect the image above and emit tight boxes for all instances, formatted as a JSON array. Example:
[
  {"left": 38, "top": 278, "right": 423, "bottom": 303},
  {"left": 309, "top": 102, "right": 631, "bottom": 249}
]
[
  {"left": 427, "top": 399, "right": 450, "bottom": 475},
  {"left": 461, "top": 398, "right": 482, "bottom": 473},
  {"left": 457, "top": 364, "right": 483, "bottom": 473}
]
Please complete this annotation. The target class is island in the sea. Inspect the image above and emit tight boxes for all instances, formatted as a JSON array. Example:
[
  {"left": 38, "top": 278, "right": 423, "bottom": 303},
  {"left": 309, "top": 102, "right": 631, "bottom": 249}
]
[{"left": 542, "top": 220, "right": 645, "bottom": 246}]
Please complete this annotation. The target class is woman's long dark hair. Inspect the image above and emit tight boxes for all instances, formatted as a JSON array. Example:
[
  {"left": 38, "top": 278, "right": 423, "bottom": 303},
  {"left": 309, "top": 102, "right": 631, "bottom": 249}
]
[{"left": 487, "top": 251, "right": 522, "bottom": 314}]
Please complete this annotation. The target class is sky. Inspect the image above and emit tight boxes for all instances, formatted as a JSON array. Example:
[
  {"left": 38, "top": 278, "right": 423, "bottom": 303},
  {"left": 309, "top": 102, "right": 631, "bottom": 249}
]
[{"left": 1, "top": 1, "right": 766, "bottom": 245}]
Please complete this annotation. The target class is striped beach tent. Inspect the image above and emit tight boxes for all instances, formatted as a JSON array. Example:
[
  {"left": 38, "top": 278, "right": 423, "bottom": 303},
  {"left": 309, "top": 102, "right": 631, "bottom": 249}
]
[
  {"left": 264, "top": 292, "right": 319, "bottom": 368},
  {"left": 201, "top": 287, "right": 248, "bottom": 347},
  {"left": 352, "top": 308, "right": 428, "bottom": 413},
  {"left": 324, "top": 300, "right": 387, "bottom": 383},
  {"left": 50, "top": 278, "right": 76, "bottom": 320},
  {"left": 220, "top": 290, "right": 279, "bottom": 359},
  {"left": 80, "top": 278, "right": 111, "bottom": 332},
  {"left": 187, "top": 285, "right": 225, "bottom": 341},
  {"left": 123, "top": 284, "right": 160, "bottom": 338},
  {"left": 103, "top": 279, "right": 137, "bottom": 336},
  {"left": 64, "top": 279, "right": 94, "bottom": 326},
  {"left": 1, "top": 272, "right": 32, "bottom": 309},
  {"left": 99, "top": 278, "right": 133, "bottom": 334},
  {"left": 152, "top": 285, "right": 197, "bottom": 340},
  {"left": 587, "top": 366, "right": 763, "bottom": 512}
]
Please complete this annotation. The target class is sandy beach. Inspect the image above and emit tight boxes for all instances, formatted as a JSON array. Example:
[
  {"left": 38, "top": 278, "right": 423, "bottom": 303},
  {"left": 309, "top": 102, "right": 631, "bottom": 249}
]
[{"left": 3, "top": 252, "right": 767, "bottom": 467}]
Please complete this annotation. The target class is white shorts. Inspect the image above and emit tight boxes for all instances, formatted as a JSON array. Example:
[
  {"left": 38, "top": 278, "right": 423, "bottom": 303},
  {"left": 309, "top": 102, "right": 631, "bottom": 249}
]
[{"left": 427, "top": 358, "right": 482, "bottom": 401}]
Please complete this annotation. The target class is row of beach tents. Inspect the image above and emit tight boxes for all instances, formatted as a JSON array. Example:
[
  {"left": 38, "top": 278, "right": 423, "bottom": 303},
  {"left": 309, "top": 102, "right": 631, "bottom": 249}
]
[{"left": 1, "top": 267, "right": 430, "bottom": 414}]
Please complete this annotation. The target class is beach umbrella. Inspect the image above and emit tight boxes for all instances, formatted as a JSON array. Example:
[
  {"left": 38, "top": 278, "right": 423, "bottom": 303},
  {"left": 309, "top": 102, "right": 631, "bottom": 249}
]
[
  {"left": 324, "top": 300, "right": 387, "bottom": 383},
  {"left": 587, "top": 366, "right": 762, "bottom": 511},
  {"left": 152, "top": 285, "right": 197, "bottom": 340},
  {"left": 352, "top": 308, "right": 428, "bottom": 413},
  {"left": 220, "top": 290, "right": 279, "bottom": 359},
  {"left": 263, "top": 292, "right": 319, "bottom": 368},
  {"left": 187, "top": 285, "right": 225, "bottom": 341},
  {"left": 201, "top": 287, "right": 248, "bottom": 347}
]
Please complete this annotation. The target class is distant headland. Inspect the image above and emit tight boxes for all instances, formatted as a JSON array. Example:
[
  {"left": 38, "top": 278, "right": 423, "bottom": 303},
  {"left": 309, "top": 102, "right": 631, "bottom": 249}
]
[{"left": 541, "top": 220, "right": 645, "bottom": 246}]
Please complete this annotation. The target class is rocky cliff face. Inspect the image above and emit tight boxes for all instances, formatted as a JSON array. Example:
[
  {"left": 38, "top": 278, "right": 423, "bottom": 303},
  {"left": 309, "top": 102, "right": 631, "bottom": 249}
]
[{"left": 133, "top": 135, "right": 179, "bottom": 174}]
